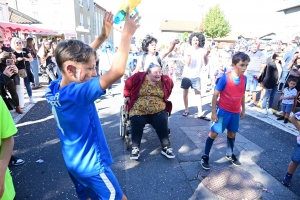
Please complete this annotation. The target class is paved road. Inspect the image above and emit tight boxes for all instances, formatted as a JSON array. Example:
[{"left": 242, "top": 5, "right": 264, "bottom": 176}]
[{"left": 10, "top": 80, "right": 300, "bottom": 200}]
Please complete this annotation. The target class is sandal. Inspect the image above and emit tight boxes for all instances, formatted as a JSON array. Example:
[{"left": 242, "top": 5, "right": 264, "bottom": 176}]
[
  {"left": 197, "top": 116, "right": 211, "bottom": 121},
  {"left": 182, "top": 112, "right": 189, "bottom": 117}
]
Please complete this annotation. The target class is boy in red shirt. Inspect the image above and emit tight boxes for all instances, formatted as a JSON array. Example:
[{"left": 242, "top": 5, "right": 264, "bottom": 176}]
[{"left": 201, "top": 52, "right": 250, "bottom": 170}]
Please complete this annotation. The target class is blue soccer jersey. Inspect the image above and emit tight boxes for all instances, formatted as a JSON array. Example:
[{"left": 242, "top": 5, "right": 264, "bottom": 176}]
[{"left": 45, "top": 77, "right": 112, "bottom": 177}]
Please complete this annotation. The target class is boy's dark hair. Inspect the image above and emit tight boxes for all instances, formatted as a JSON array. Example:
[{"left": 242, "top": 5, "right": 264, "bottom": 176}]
[
  {"left": 188, "top": 32, "right": 205, "bottom": 47},
  {"left": 288, "top": 77, "right": 298, "bottom": 83},
  {"left": 142, "top": 35, "right": 158, "bottom": 52},
  {"left": 232, "top": 52, "right": 250, "bottom": 65},
  {"left": 55, "top": 40, "right": 96, "bottom": 73}
]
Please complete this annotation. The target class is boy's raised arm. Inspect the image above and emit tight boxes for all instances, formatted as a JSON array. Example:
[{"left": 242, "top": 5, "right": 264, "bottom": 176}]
[
  {"left": 100, "top": 8, "right": 140, "bottom": 90},
  {"left": 89, "top": 12, "right": 114, "bottom": 50}
]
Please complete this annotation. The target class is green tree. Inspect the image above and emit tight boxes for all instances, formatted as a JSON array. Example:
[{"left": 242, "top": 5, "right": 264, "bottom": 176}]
[{"left": 201, "top": 5, "right": 231, "bottom": 39}]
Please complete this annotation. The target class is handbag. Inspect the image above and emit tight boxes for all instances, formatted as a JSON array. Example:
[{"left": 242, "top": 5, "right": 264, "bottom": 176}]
[{"left": 18, "top": 69, "right": 27, "bottom": 78}]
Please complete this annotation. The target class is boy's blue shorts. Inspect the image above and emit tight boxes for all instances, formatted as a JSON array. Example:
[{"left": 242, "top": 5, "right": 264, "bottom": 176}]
[
  {"left": 291, "top": 144, "right": 300, "bottom": 164},
  {"left": 211, "top": 107, "right": 240, "bottom": 134},
  {"left": 69, "top": 167, "right": 124, "bottom": 200}
]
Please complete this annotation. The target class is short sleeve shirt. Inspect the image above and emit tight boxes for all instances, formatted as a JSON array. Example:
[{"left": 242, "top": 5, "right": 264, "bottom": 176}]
[
  {"left": 137, "top": 53, "right": 163, "bottom": 72},
  {"left": 14, "top": 48, "right": 30, "bottom": 69},
  {"left": 0, "top": 97, "right": 17, "bottom": 199},
  {"left": 282, "top": 87, "right": 297, "bottom": 104}
]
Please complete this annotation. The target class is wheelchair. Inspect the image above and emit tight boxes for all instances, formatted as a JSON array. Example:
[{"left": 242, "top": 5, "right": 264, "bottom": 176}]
[{"left": 119, "top": 104, "right": 171, "bottom": 151}]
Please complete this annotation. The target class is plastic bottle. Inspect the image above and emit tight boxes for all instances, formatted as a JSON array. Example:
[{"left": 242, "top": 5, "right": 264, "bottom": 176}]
[{"left": 114, "top": 0, "right": 141, "bottom": 24}]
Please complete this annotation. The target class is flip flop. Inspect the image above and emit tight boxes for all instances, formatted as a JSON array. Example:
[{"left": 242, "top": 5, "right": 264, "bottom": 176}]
[
  {"left": 182, "top": 112, "right": 189, "bottom": 117},
  {"left": 198, "top": 116, "right": 211, "bottom": 121}
]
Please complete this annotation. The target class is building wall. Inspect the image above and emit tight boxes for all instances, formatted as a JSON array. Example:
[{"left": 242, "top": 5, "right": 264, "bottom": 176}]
[
  {"left": 282, "top": 6, "right": 300, "bottom": 39},
  {"left": 74, "top": 0, "right": 94, "bottom": 43},
  {"left": 16, "top": 0, "right": 76, "bottom": 32}
]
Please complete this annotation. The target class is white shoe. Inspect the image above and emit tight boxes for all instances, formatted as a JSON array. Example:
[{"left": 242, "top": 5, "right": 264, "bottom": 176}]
[
  {"left": 267, "top": 108, "right": 273, "bottom": 115},
  {"left": 290, "top": 112, "right": 294, "bottom": 118},
  {"left": 276, "top": 111, "right": 283, "bottom": 115},
  {"left": 29, "top": 97, "right": 36, "bottom": 104},
  {"left": 261, "top": 109, "right": 268, "bottom": 115}
]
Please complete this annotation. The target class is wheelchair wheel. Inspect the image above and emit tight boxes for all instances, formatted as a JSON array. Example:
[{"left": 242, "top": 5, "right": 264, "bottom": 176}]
[{"left": 119, "top": 105, "right": 126, "bottom": 139}]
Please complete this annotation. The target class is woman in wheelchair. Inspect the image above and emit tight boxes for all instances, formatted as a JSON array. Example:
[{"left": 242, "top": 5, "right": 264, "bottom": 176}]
[{"left": 124, "top": 62, "right": 175, "bottom": 160}]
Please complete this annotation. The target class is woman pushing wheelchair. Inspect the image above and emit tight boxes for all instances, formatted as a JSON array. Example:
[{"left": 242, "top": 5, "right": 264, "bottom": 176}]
[{"left": 124, "top": 62, "right": 175, "bottom": 160}]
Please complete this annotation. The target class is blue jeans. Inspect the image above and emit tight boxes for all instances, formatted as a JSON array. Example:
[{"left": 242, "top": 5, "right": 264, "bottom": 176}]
[
  {"left": 30, "top": 57, "right": 40, "bottom": 85},
  {"left": 262, "top": 84, "right": 278, "bottom": 109},
  {"left": 23, "top": 69, "right": 32, "bottom": 97}
]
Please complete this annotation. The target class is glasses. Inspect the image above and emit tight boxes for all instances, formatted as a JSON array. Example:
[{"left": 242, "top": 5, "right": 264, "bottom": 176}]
[{"left": 16, "top": 42, "right": 21, "bottom": 44}]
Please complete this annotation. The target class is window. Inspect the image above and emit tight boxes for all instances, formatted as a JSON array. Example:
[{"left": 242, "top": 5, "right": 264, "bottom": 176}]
[
  {"left": 81, "top": 35, "right": 85, "bottom": 43},
  {"left": 86, "top": 0, "right": 90, "bottom": 10},
  {"left": 33, "top": 12, "right": 39, "bottom": 20},
  {"left": 87, "top": 16, "right": 91, "bottom": 29},
  {"left": 79, "top": 0, "right": 83, "bottom": 6},
  {"left": 88, "top": 35, "right": 91, "bottom": 44},
  {"left": 80, "top": 13, "right": 83, "bottom": 26}
]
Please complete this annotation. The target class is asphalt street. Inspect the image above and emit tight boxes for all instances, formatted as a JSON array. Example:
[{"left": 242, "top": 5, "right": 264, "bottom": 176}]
[{"left": 9, "top": 80, "right": 300, "bottom": 200}]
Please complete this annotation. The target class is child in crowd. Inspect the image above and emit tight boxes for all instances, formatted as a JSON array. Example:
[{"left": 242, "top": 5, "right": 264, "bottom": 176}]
[
  {"left": 0, "top": 97, "right": 17, "bottom": 200},
  {"left": 45, "top": 11, "right": 139, "bottom": 200},
  {"left": 282, "top": 114, "right": 300, "bottom": 186},
  {"left": 201, "top": 52, "right": 250, "bottom": 170},
  {"left": 212, "top": 58, "right": 225, "bottom": 88},
  {"left": 277, "top": 78, "right": 298, "bottom": 123}
]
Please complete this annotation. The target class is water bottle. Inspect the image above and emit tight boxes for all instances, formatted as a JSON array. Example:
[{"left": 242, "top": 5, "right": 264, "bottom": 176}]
[{"left": 114, "top": 0, "right": 141, "bottom": 24}]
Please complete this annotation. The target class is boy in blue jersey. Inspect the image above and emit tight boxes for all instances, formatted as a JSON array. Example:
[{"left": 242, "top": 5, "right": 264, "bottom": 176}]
[
  {"left": 201, "top": 52, "right": 250, "bottom": 171},
  {"left": 45, "top": 10, "right": 140, "bottom": 200}
]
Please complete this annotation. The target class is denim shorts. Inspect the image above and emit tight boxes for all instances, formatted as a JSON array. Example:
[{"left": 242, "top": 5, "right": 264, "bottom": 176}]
[
  {"left": 181, "top": 77, "right": 201, "bottom": 91},
  {"left": 246, "top": 73, "right": 258, "bottom": 92},
  {"left": 291, "top": 144, "right": 300, "bottom": 164},
  {"left": 281, "top": 103, "right": 293, "bottom": 113}
]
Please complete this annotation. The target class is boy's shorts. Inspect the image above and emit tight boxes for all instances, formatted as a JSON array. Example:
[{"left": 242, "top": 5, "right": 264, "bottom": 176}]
[
  {"left": 282, "top": 103, "right": 293, "bottom": 113},
  {"left": 181, "top": 77, "right": 201, "bottom": 91},
  {"left": 245, "top": 73, "right": 258, "bottom": 92},
  {"left": 291, "top": 144, "right": 300, "bottom": 164},
  {"left": 211, "top": 107, "right": 240, "bottom": 134},
  {"left": 69, "top": 167, "right": 124, "bottom": 200}
]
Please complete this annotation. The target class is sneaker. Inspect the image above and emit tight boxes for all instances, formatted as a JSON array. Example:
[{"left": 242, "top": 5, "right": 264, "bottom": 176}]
[
  {"left": 130, "top": 147, "right": 140, "bottom": 160},
  {"left": 29, "top": 97, "right": 36, "bottom": 104},
  {"left": 277, "top": 116, "right": 285, "bottom": 120},
  {"left": 276, "top": 111, "right": 283, "bottom": 115},
  {"left": 9, "top": 156, "right": 25, "bottom": 166},
  {"left": 226, "top": 154, "right": 241, "bottom": 166},
  {"left": 248, "top": 102, "right": 256, "bottom": 107},
  {"left": 284, "top": 118, "right": 289, "bottom": 124},
  {"left": 161, "top": 147, "right": 175, "bottom": 159},
  {"left": 201, "top": 155, "right": 210, "bottom": 170},
  {"left": 267, "top": 108, "right": 273, "bottom": 115},
  {"left": 282, "top": 174, "right": 292, "bottom": 187},
  {"left": 261, "top": 109, "right": 267, "bottom": 115}
]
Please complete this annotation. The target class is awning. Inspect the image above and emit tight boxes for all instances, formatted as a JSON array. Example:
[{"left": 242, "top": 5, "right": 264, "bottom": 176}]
[
  {"left": 0, "top": 21, "right": 54, "bottom": 33},
  {"left": 8, "top": 7, "right": 42, "bottom": 24}
]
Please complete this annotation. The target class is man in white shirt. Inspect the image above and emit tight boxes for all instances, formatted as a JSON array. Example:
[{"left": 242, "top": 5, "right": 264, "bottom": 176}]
[
  {"left": 182, "top": 32, "right": 210, "bottom": 121},
  {"left": 133, "top": 35, "right": 179, "bottom": 73}
]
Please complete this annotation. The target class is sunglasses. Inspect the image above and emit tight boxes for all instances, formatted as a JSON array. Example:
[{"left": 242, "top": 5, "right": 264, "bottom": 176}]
[{"left": 16, "top": 42, "right": 21, "bottom": 44}]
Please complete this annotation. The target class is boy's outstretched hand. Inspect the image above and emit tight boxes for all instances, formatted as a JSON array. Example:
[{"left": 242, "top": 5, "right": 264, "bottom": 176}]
[
  {"left": 101, "top": 12, "right": 114, "bottom": 39},
  {"left": 123, "top": 7, "right": 140, "bottom": 38}
]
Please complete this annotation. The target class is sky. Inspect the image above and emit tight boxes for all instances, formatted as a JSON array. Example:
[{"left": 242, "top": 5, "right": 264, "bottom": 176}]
[{"left": 96, "top": 0, "right": 298, "bottom": 44}]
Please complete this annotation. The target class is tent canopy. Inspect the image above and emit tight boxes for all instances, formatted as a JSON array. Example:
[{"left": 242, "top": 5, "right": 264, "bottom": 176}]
[{"left": 0, "top": 21, "right": 54, "bottom": 33}]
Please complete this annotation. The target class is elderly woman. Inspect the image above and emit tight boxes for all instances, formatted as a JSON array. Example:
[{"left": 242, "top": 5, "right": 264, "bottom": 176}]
[{"left": 124, "top": 63, "right": 175, "bottom": 160}]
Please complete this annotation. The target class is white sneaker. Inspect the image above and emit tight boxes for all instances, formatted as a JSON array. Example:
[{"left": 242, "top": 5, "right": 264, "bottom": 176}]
[
  {"left": 267, "top": 108, "right": 273, "bottom": 115},
  {"left": 276, "top": 111, "right": 283, "bottom": 115},
  {"left": 261, "top": 109, "right": 268, "bottom": 115},
  {"left": 29, "top": 97, "right": 36, "bottom": 104}
]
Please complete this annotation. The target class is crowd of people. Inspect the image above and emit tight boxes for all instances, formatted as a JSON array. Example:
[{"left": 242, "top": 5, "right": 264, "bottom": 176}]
[{"left": 1, "top": 8, "right": 300, "bottom": 200}]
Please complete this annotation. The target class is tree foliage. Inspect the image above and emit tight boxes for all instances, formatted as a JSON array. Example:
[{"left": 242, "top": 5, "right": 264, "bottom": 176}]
[
  {"left": 201, "top": 5, "right": 231, "bottom": 39},
  {"left": 176, "top": 32, "right": 189, "bottom": 42}
]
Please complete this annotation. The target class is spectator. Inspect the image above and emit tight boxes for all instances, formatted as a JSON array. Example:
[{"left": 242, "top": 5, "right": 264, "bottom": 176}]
[
  {"left": 26, "top": 38, "right": 41, "bottom": 89},
  {"left": 99, "top": 45, "right": 114, "bottom": 97}
]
